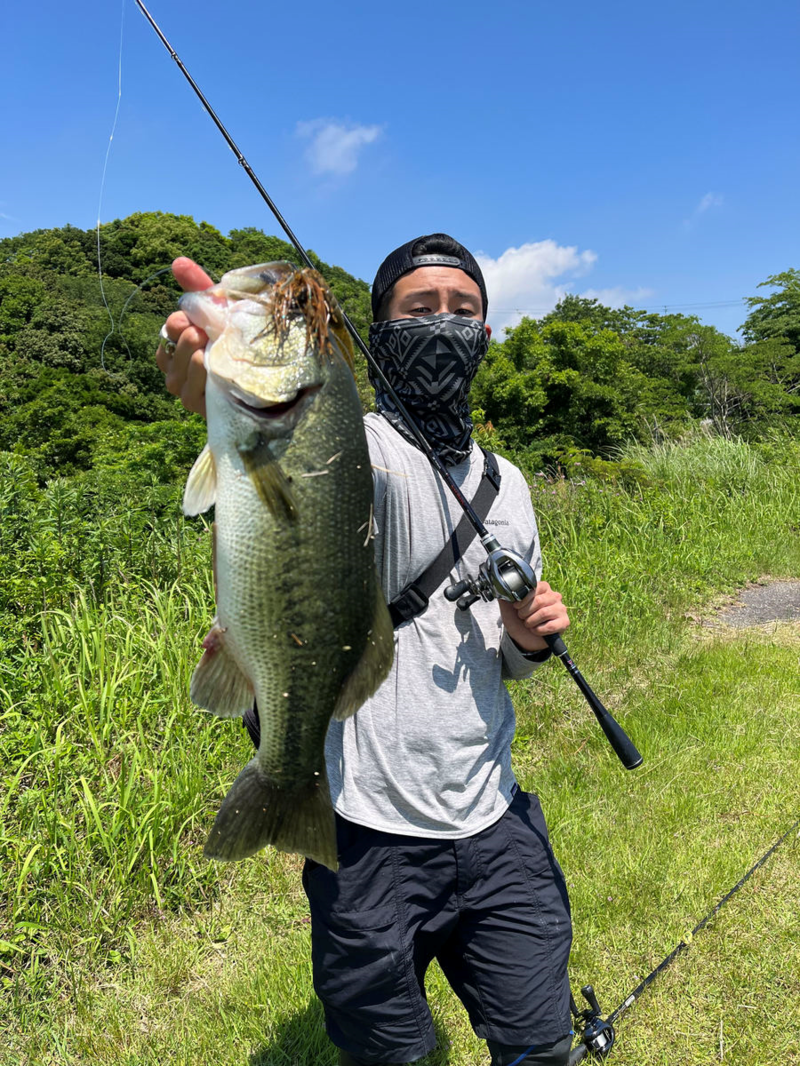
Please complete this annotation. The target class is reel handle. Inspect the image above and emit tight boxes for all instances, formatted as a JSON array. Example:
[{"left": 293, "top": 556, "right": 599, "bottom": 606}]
[
  {"left": 444, "top": 579, "right": 471, "bottom": 602},
  {"left": 570, "top": 984, "right": 616, "bottom": 1060},
  {"left": 581, "top": 985, "right": 602, "bottom": 1016}
]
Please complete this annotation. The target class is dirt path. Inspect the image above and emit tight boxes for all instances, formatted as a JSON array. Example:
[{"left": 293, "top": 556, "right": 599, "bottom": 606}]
[{"left": 714, "top": 578, "right": 800, "bottom": 627}]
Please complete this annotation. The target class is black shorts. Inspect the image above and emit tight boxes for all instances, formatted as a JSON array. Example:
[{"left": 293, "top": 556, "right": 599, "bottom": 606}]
[{"left": 302, "top": 789, "right": 573, "bottom": 1064}]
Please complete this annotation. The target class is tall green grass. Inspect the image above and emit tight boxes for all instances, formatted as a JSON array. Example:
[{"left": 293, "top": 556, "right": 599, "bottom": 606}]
[
  {"left": 1, "top": 432, "right": 799, "bottom": 1064},
  {"left": 530, "top": 432, "right": 800, "bottom": 660}
]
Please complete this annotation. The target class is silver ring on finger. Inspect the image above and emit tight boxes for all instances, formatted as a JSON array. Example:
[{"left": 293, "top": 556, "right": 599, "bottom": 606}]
[{"left": 159, "top": 324, "right": 177, "bottom": 357}]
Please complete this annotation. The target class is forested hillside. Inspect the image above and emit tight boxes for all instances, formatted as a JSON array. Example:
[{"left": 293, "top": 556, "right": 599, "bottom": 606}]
[
  {"left": 1, "top": 213, "right": 797, "bottom": 484},
  {"left": 0, "top": 212, "right": 374, "bottom": 480}
]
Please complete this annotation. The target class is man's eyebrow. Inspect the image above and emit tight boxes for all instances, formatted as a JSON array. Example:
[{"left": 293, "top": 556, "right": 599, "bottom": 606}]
[{"left": 401, "top": 289, "right": 480, "bottom": 302}]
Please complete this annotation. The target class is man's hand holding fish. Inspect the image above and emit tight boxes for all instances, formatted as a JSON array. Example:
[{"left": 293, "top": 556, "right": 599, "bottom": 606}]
[{"left": 156, "top": 257, "right": 213, "bottom": 417}]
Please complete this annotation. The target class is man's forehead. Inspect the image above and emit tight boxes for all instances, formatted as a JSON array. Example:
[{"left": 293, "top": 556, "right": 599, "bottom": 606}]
[{"left": 393, "top": 266, "right": 482, "bottom": 300}]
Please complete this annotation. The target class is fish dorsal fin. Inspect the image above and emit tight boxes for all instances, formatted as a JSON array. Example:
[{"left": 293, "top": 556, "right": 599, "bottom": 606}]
[
  {"left": 333, "top": 579, "right": 395, "bottom": 721},
  {"left": 183, "top": 444, "right": 217, "bottom": 516}
]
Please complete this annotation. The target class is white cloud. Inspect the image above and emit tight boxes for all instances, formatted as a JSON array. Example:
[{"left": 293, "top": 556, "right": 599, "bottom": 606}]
[
  {"left": 296, "top": 119, "right": 382, "bottom": 176},
  {"left": 476, "top": 242, "right": 654, "bottom": 334},
  {"left": 581, "top": 285, "right": 655, "bottom": 307},
  {"left": 476, "top": 240, "right": 600, "bottom": 334},
  {"left": 683, "top": 191, "right": 724, "bottom": 228},
  {"left": 697, "top": 191, "right": 724, "bottom": 214}
]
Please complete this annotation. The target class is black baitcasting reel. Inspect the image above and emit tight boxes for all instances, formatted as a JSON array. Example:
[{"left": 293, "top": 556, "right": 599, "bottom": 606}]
[
  {"left": 444, "top": 535, "right": 534, "bottom": 611},
  {"left": 568, "top": 985, "right": 616, "bottom": 1064}
]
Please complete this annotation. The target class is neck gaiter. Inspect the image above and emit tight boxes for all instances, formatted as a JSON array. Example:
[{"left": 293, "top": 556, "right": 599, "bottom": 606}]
[{"left": 368, "top": 313, "right": 489, "bottom": 466}]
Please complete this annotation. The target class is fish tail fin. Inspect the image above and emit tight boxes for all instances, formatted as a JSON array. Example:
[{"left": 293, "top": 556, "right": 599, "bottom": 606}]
[{"left": 204, "top": 759, "right": 337, "bottom": 870}]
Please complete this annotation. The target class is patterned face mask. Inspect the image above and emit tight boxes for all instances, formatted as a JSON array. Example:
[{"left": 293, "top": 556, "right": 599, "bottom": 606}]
[{"left": 368, "top": 313, "right": 490, "bottom": 466}]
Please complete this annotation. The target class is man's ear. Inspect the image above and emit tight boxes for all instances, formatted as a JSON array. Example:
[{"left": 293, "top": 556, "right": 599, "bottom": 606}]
[{"left": 485, "top": 324, "right": 492, "bottom": 340}]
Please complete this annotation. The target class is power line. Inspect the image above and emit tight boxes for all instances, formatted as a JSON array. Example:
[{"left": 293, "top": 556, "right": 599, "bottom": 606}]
[{"left": 492, "top": 299, "right": 748, "bottom": 315}]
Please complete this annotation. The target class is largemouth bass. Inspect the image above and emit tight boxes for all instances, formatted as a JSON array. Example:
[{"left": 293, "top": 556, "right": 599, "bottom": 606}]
[{"left": 180, "top": 262, "right": 394, "bottom": 870}]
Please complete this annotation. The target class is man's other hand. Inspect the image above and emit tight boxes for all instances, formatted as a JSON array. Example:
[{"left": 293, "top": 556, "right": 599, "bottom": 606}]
[
  {"left": 498, "top": 580, "right": 570, "bottom": 653},
  {"left": 155, "top": 257, "right": 213, "bottom": 418}
]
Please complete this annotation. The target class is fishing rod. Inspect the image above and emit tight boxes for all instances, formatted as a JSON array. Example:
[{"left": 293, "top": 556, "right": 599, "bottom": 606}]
[
  {"left": 567, "top": 815, "right": 800, "bottom": 1063},
  {"left": 135, "top": 0, "right": 642, "bottom": 771}
]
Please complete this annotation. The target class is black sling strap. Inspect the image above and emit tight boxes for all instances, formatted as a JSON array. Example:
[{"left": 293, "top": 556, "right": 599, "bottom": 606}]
[{"left": 388, "top": 448, "right": 501, "bottom": 629}]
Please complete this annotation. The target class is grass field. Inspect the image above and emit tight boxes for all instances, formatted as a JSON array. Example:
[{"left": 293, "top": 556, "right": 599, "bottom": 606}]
[{"left": 2, "top": 432, "right": 799, "bottom": 1065}]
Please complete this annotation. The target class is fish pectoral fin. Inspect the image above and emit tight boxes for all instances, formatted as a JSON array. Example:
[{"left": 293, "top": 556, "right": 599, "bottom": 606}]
[
  {"left": 237, "top": 441, "right": 298, "bottom": 522},
  {"left": 333, "top": 579, "right": 395, "bottom": 721},
  {"left": 204, "top": 760, "right": 338, "bottom": 869},
  {"left": 190, "top": 621, "right": 254, "bottom": 717},
  {"left": 183, "top": 443, "right": 217, "bottom": 515}
]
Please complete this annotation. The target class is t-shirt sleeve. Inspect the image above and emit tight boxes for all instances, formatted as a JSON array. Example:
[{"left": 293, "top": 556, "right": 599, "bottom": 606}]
[{"left": 501, "top": 632, "right": 552, "bottom": 679}]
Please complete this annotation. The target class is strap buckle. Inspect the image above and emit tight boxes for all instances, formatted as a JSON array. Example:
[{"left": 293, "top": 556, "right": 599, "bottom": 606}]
[
  {"left": 389, "top": 583, "right": 429, "bottom": 624},
  {"left": 483, "top": 450, "right": 501, "bottom": 492}
]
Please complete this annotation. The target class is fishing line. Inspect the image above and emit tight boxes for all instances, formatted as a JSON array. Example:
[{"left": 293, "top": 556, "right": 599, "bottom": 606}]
[
  {"left": 97, "top": 0, "right": 127, "bottom": 370},
  {"left": 114, "top": 266, "right": 173, "bottom": 355},
  {"left": 114, "top": 264, "right": 221, "bottom": 356},
  {"left": 95, "top": 4, "right": 222, "bottom": 367}
]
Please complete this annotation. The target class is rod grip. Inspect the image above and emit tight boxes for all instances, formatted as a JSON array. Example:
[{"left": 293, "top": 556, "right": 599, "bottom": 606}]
[
  {"left": 544, "top": 634, "right": 643, "bottom": 770},
  {"left": 594, "top": 704, "right": 644, "bottom": 770}
]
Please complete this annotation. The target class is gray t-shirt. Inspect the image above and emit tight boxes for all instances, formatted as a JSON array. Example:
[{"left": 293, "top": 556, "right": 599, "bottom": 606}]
[{"left": 325, "top": 413, "right": 550, "bottom": 838}]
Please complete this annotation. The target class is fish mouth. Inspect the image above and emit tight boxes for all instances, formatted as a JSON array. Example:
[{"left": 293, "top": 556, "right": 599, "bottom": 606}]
[{"left": 229, "top": 384, "right": 321, "bottom": 425}]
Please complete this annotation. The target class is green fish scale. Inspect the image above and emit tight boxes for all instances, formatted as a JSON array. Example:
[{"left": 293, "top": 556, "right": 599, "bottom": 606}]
[{"left": 210, "top": 353, "right": 378, "bottom": 790}]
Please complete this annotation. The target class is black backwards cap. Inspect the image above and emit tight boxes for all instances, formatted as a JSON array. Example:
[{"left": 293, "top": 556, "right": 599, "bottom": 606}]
[{"left": 371, "top": 233, "right": 488, "bottom": 320}]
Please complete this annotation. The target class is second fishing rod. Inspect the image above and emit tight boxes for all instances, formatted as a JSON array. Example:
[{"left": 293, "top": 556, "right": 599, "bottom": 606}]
[{"left": 135, "top": 0, "right": 643, "bottom": 772}]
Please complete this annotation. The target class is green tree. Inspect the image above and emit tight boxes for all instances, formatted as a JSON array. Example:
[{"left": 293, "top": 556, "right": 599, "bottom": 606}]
[
  {"left": 472, "top": 316, "right": 652, "bottom": 463},
  {"left": 741, "top": 269, "right": 800, "bottom": 352},
  {"left": 0, "top": 274, "right": 47, "bottom": 351},
  {"left": 692, "top": 327, "right": 799, "bottom": 437},
  {"left": 14, "top": 297, "right": 93, "bottom": 371},
  {"left": 538, "top": 297, "right": 706, "bottom": 435}
]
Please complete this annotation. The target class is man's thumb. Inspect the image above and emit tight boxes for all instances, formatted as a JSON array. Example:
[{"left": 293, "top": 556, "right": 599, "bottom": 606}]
[{"left": 172, "top": 257, "right": 214, "bottom": 293}]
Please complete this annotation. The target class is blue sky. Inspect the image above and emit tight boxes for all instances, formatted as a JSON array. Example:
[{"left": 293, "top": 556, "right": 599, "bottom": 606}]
[{"left": 2, "top": 0, "right": 799, "bottom": 338}]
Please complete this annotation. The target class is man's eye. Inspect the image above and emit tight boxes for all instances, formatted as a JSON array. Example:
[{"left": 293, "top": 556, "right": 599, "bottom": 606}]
[{"left": 411, "top": 306, "right": 431, "bottom": 314}]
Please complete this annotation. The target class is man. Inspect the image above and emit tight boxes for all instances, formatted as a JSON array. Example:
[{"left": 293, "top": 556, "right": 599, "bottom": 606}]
[{"left": 157, "top": 234, "right": 573, "bottom": 1066}]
